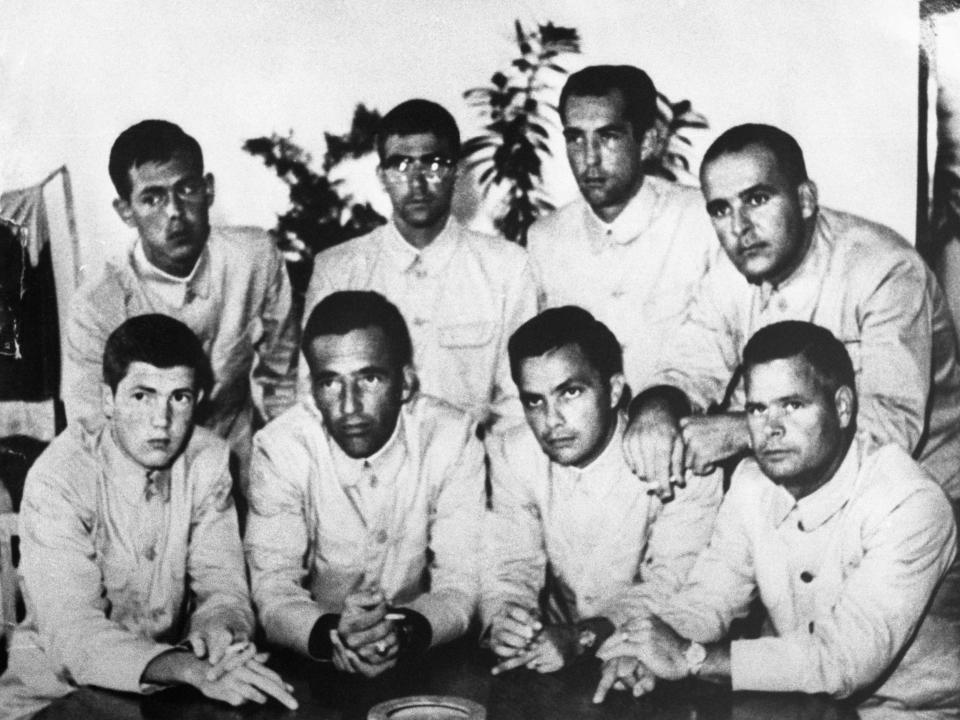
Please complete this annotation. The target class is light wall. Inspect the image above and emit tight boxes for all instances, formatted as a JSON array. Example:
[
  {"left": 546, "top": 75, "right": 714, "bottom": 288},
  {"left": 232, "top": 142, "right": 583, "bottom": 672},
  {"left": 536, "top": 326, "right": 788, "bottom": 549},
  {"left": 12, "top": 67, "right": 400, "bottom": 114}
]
[{"left": 0, "top": 0, "right": 918, "bottom": 295}]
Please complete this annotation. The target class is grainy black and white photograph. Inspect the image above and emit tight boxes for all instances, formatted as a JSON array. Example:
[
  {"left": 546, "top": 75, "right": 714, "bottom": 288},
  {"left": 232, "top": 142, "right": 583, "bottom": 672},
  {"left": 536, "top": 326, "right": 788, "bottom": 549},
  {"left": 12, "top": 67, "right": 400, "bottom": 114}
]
[{"left": 0, "top": 2, "right": 958, "bottom": 719}]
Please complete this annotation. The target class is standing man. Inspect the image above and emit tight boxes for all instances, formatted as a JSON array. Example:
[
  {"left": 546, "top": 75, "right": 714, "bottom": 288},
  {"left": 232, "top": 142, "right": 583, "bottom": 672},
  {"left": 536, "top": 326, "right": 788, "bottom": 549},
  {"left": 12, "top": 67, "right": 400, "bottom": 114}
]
[
  {"left": 303, "top": 99, "right": 537, "bottom": 433},
  {"left": 527, "top": 65, "right": 720, "bottom": 391},
  {"left": 626, "top": 123, "right": 960, "bottom": 504},
  {"left": 482, "top": 307, "right": 720, "bottom": 675},
  {"left": 598, "top": 322, "right": 959, "bottom": 711},
  {"left": 246, "top": 291, "right": 484, "bottom": 678},
  {"left": 63, "top": 120, "right": 299, "bottom": 478},
  {"left": 0, "top": 315, "right": 297, "bottom": 719}
]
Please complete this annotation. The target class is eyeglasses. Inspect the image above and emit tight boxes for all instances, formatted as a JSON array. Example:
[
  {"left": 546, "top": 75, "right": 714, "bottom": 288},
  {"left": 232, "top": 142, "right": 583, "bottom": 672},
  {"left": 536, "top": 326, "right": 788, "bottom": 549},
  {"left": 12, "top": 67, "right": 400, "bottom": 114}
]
[
  {"left": 381, "top": 154, "right": 455, "bottom": 184},
  {"left": 136, "top": 178, "right": 208, "bottom": 210}
]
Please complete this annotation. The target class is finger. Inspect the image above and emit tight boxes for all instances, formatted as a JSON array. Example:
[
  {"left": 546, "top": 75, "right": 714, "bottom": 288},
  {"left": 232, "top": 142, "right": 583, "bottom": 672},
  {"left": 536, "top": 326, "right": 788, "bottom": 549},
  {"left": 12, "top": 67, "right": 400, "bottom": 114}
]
[
  {"left": 593, "top": 661, "right": 619, "bottom": 703},
  {"left": 232, "top": 667, "right": 299, "bottom": 710},
  {"left": 187, "top": 633, "right": 206, "bottom": 659},
  {"left": 221, "top": 674, "right": 266, "bottom": 704},
  {"left": 205, "top": 630, "right": 234, "bottom": 666},
  {"left": 633, "top": 670, "right": 656, "bottom": 697},
  {"left": 206, "top": 642, "right": 255, "bottom": 681},
  {"left": 505, "top": 605, "right": 541, "bottom": 631},
  {"left": 239, "top": 658, "right": 287, "bottom": 687},
  {"left": 670, "top": 433, "right": 686, "bottom": 488},
  {"left": 342, "top": 618, "right": 393, "bottom": 650},
  {"left": 491, "top": 648, "right": 537, "bottom": 675}
]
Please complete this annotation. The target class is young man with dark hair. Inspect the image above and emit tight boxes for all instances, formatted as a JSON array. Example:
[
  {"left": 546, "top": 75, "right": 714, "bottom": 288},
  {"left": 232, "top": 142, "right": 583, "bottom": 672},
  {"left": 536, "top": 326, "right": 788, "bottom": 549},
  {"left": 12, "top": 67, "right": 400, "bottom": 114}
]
[
  {"left": 0, "top": 314, "right": 297, "bottom": 718},
  {"left": 625, "top": 123, "right": 960, "bottom": 506},
  {"left": 527, "top": 65, "right": 720, "bottom": 393},
  {"left": 245, "top": 291, "right": 484, "bottom": 678},
  {"left": 63, "top": 119, "right": 299, "bottom": 480},
  {"left": 599, "top": 321, "right": 959, "bottom": 711},
  {"left": 481, "top": 307, "right": 720, "bottom": 676},
  {"left": 302, "top": 99, "right": 537, "bottom": 433}
]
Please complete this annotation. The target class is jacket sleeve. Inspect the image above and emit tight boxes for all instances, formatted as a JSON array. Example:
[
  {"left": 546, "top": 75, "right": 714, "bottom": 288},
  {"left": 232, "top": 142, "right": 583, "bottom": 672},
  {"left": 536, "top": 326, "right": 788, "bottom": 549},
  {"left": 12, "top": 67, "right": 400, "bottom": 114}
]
[
  {"left": 486, "top": 254, "right": 539, "bottom": 435},
  {"left": 185, "top": 445, "right": 255, "bottom": 640},
  {"left": 244, "top": 431, "right": 322, "bottom": 656},
  {"left": 18, "top": 463, "right": 172, "bottom": 693},
  {"left": 61, "top": 283, "right": 113, "bottom": 424},
  {"left": 479, "top": 432, "right": 547, "bottom": 630},
  {"left": 251, "top": 241, "right": 299, "bottom": 421},
  {"left": 403, "top": 419, "right": 486, "bottom": 646},
  {"left": 599, "top": 467, "right": 723, "bottom": 628}
]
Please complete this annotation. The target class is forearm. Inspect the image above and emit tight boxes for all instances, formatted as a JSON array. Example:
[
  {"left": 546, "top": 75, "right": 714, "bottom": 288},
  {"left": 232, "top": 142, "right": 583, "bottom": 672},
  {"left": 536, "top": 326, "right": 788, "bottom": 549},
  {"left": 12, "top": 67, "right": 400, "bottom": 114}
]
[
  {"left": 699, "top": 641, "right": 731, "bottom": 684},
  {"left": 141, "top": 648, "right": 207, "bottom": 688}
]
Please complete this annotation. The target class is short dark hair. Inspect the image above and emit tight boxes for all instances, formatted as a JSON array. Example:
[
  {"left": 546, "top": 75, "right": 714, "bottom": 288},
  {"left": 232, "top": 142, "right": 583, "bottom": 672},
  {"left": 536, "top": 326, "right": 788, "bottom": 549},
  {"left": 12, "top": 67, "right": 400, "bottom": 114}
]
[
  {"left": 742, "top": 321, "right": 856, "bottom": 397},
  {"left": 702, "top": 123, "right": 808, "bottom": 187},
  {"left": 103, "top": 314, "right": 213, "bottom": 395},
  {"left": 559, "top": 65, "right": 659, "bottom": 137},
  {"left": 376, "top": 99, "right": 461, "bottom": 160},
  {"left": 302, "top": 291, "right": 413, "bottom": 367},
  {"left": 508, "top": 306, "right": 623, "bottom": 384},
  {"left": 109, "top": 120, "right": 204, "bottom": 201}
]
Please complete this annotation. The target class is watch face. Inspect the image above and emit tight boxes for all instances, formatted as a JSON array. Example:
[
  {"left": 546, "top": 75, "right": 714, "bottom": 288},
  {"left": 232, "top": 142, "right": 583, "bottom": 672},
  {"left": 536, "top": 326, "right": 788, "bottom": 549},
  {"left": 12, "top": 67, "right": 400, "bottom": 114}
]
[{"left": 685, "top": 641, "right": 707, "bottom": 672}]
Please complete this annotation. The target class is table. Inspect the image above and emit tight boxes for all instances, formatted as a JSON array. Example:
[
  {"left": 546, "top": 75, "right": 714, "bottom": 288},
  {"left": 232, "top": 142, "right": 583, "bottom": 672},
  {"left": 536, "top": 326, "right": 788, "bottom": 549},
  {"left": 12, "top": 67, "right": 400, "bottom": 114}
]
[{"left": 36, "top": 637, "right": 858, "bottom": 720}]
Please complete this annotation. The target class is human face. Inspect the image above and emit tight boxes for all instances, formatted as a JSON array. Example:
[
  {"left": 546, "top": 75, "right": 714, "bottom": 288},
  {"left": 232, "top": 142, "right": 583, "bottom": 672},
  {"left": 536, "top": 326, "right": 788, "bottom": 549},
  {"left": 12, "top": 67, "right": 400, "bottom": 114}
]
[
  {"left": 517, "top": 344, "right": 624, "bottom": 468},
  {"left": 563, "top": 90, "right": 649, "bottom": 223},
  {"left": 101, "top": 362, "right": 199, "bottom": 470},
  {"left": 701, "top": 145, "right": 816, "bottom": 286},
  {"left": 113, "top": 152, "right": 214, "bottom": 278},
  {"left": 378, "top": 133, "right": 456, "bottom": 238},
  {"left": 306, "top": 326, "right": 413, "bottom": 459},
  {"left": 744, "top": 356, "right": 853, "bottom": 499}
]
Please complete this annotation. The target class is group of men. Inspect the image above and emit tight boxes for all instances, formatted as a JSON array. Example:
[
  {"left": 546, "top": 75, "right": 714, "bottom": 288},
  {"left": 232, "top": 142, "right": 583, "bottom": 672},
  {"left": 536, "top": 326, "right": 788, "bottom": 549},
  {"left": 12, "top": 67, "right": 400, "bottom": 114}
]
[{"left": 0, "top": 62, "right": 958, "bottom": 718}]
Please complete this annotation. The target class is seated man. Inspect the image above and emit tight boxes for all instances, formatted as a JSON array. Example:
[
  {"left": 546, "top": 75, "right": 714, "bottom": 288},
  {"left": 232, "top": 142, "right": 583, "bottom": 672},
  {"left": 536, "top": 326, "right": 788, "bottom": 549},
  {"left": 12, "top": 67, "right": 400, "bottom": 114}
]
[
  {"left": 481, "top": 307, "right": 721, "bottom": 675},
  {"left": 598, "top": 321, "right": 959, "bottom": 711},
  {"left": 0, "top": 315, "right": 296, "bottom": 719},
  {"left": 626, "top": 123, "right": 960, "bottom": 503},
  {"left": 245, "top": 290, "right": 484, "bottom": 677},
  {"left": 63, "top": 120, "right": 299, "bottom": 479},
  {"left": 303, "top": 99, "right": 538, "bottom": 433}
]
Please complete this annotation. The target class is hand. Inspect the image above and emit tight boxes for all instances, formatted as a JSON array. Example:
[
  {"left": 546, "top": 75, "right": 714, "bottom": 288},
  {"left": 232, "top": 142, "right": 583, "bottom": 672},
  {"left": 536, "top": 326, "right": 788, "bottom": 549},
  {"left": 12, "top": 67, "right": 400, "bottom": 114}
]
[
  {"left": 623, "top": 400, "right": 685, "bottom": 501},
  {"left": 330, "top": 628, "right": 397, "bottom": 678},
  {"left": 186, "top": 619, "right": 248, "bottom": 669},
  {"left": 489, "top": 603, "right": 541, "bottom": 673},
  {"left": 596, "top": 617, "right": 689, "bottom": 681},
  {"left": 205, "top": 640, "right": 256, "bottom": 682},
  {"left": 678, "top": 412, "right": 749, "bottom": 475},
  {"left": 593, "top": 656, "right": 657, "bottom": 703},
  {"left": 492, "top": 623, "right": 577, "bottom": 675},
  {"left": 338, "top": 589, "right": 398, "bottom": 664},
  {"left": 194, "top": 652, "right": 298, "bottom": 710}
]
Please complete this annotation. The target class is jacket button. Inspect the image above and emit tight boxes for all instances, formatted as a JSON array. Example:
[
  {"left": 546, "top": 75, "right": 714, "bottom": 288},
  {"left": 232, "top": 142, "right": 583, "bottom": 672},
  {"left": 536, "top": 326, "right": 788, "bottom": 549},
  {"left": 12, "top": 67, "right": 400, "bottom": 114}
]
[{"left": 800, "top": 571, "right": 814, "bottom": 583}]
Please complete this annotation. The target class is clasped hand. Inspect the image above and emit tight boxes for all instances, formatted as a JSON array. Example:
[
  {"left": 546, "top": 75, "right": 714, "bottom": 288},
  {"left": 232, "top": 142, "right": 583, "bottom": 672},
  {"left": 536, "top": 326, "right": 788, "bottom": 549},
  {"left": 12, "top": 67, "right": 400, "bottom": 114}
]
[
  {"left": 330, "top": 588, "right": 400, "bottom": 677},
  {"left": 489, "top": 604, "right": 578, "bottom": 675},
  {"left": 593, "top": 617, "right": 690, "bottom": 702}
]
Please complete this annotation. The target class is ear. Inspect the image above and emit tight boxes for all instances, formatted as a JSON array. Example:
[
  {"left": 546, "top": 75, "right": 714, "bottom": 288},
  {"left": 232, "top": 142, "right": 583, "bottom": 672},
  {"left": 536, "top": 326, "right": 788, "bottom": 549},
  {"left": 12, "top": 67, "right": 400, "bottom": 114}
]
[
  {"left": 798, "top": 179, "right": 818, "bottom": 220},
  {"left": 834, "top": 385, "right": 854, "bottom": 430},
  {"left": 400, "top": 365, "right": 418, "bottom": 404},
  {"left": 204, "top": 173, "right": 215, "bottom": 208},
  {"left": 112, "top": 197, "right": 137, "bottom": 227},
  {"left": 194, "top": 387, "right": 206, "bottom": 407},
  {"left": 101, "top": 383, "right": 116, "bottom": 419},
  {"left": 608, "top": 372, "right": 627, "bottom": 409},
  {"left": 638, "top": 125, "right": 661, "bottom": 163}
]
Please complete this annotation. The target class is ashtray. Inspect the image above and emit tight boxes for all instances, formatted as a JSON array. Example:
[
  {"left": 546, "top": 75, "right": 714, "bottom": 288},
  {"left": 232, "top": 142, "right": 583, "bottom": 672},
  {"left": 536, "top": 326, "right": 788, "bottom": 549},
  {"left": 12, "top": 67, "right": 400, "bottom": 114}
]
[{"left": 367, "top": 694, "right": 486, "bottom": 719}]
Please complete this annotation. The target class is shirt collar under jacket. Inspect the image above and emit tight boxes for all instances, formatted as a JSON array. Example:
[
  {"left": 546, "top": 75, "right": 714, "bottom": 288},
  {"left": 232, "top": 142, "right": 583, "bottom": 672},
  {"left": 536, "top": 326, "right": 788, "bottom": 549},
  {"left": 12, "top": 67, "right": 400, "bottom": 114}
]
[
  {"left": 551, "top": 411, "right": 626, "bottom": 485},
  {"left": 770, "top": 434, "right": 861, "bottom": 532},
  {"left": 582, "top": 176, "right": 662, "bottom": 252},
  {"left": 99, "top": 421, "right": 172, "bottom": 505},
  {"left": 382, "top": 216, "right": 460, "bottom": 276},
  {"left": 132, "top": 236, "right": 212, "bottom": 302},
  {"left": 303, "top": 394, "right": 408, "bottom": 492}
]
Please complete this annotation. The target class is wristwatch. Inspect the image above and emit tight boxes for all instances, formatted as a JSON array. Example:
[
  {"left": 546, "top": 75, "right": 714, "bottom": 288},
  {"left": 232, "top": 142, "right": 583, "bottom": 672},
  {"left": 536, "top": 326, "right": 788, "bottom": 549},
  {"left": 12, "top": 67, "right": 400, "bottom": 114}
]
[{"left": 684, "top": 641, "right": 707, "bottom": 676}]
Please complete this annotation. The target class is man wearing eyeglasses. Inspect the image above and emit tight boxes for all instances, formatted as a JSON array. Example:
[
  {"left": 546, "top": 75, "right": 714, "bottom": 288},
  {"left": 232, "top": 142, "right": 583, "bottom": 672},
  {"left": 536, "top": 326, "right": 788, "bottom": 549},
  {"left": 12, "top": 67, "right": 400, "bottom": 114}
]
[
  {"left": 527, "top": 65, "right": 721, "bottom": 396},
  {"left": 303, "top": 99, "right": 538, "bottom": 434},
  {"left": 63, "top": 120, "right": 299, "bottom": 481}
]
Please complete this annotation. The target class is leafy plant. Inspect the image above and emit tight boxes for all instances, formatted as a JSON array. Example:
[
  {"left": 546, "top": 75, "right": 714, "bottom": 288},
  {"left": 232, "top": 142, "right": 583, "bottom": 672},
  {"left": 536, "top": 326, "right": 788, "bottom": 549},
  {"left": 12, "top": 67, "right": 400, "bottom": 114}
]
[
  {"left": 649, "top": 96, "right": 709, "bottom": 185},
  {"left": 243, "top": 104, "right": 386, "bottom": 299},
  {"left": 462, "top": 20, "right": 581, "bottom": 245}
]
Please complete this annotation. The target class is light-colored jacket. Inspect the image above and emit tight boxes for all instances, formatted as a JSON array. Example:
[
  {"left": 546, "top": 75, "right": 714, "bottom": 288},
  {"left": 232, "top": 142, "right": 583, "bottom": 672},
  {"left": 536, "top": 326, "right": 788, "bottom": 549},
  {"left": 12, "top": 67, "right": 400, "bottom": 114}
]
[
  {"left": 481, "top": 415, "right": 721, "bottom": 629},
  {"left": 245, "top": 394, "right": 485, "bottom": 656}
]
